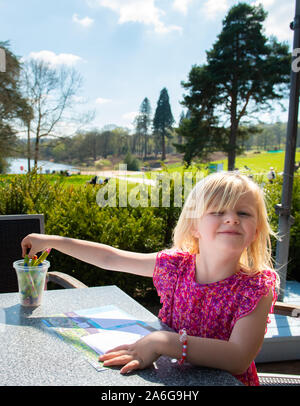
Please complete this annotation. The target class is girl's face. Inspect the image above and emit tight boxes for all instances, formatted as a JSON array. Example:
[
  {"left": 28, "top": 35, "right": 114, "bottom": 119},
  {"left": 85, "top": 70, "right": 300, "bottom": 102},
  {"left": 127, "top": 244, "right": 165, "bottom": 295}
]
[{"left": 194, "top": 191, "right": 258, "bottom": 256}]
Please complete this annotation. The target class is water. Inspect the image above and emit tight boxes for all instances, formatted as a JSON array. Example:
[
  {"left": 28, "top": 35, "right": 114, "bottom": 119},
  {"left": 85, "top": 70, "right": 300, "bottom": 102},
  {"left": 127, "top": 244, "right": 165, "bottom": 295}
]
[{"left": 6, "top": 158, "right": 79, "bottom": 174}]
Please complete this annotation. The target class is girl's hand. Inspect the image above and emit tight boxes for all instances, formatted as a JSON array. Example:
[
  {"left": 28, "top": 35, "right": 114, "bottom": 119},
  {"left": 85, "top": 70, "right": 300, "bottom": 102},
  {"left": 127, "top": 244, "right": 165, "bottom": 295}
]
[
  {"left": 21, "top": 233, "right": 53, "bottom": 258},
  {"left": 98, "top": 331, "right": 163, "bottom": 374}
]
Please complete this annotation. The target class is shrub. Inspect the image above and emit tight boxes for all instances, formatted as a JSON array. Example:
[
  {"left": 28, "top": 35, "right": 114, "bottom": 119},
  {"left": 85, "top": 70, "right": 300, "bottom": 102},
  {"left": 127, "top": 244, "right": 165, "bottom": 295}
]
[
  {"left": 123, "top": 153, "right": 141, "bottom": 171},
  {"left": 264, "top": 173, "right": 300, "bottom": 281},
  {"left": 0, "top": 171, "right": 166, "bottom": 302},
  {"left": 46, "top": 185, "right": 166, "bottom": 297},
  {"left": 0, "top": 169, "right": 62, "bottom": 222},
  {"left": 95, "top": 159, "right": 111, "bottom": 169}
]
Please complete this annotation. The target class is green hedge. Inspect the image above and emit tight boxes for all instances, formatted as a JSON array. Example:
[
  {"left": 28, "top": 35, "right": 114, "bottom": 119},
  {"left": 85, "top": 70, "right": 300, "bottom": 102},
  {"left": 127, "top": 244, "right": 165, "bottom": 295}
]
[
  {"left": 264, "top": 174, "right": 300, "bottom": 281},
  {"left": 0, "top": 171, "right": 170, "bottom": 303},
  {"left": 0, "top": 170, "right": 299, "bottom": 304}
]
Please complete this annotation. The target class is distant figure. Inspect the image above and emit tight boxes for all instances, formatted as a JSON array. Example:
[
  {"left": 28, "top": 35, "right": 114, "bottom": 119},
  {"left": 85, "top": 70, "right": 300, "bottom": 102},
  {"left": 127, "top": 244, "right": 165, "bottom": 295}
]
[
  {"left": 267, "top": 167, "right": 276, "bottom": 183},
  {"left": 88, "top": 176, "right": 98, "bottom": 186}
]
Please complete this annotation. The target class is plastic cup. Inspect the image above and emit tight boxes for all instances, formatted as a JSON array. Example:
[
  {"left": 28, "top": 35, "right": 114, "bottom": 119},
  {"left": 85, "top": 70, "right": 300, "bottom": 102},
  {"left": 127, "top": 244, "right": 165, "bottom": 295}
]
[{"left": 13, "top": 260, "right": 50, "bottom": 307}]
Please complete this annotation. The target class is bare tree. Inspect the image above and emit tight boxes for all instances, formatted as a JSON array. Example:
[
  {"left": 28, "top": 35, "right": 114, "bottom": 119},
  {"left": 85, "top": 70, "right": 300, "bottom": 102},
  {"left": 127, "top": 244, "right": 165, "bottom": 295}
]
[{"left": 21, "top": 59, "right": 93, "bottom": 169}]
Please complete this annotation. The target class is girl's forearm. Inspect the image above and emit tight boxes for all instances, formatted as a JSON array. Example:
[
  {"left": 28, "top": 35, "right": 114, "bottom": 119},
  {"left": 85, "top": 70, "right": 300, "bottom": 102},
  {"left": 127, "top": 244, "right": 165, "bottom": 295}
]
[
  {"left": 155, "top": 331, "right": 248, "bottom": 375},
  {"left": 49, "top": 235, "right": 116, "bottom": 270},
  {"left": 46, "top": 235, "right": 156, "bottom": 277}
]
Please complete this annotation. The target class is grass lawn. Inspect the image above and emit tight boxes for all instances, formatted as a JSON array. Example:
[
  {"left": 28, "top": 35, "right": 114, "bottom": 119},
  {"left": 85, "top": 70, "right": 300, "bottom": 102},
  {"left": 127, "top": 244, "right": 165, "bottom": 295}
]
[
  {"left": 1, "top": 150, "right": 299, "bottom": 189},
  {"left": 162, "top": 150, "right": 300, "bottom": 177},
  {"left": 213, "top": 150, "right": 300, "bottom": 174}
]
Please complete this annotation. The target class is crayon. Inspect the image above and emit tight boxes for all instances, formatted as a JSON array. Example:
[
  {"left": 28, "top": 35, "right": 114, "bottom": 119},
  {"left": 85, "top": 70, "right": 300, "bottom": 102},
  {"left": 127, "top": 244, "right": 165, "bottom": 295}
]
[
  {"left": 24, "top": 255, "right": 29, "bottom": 266},
  {"left": 34, "top": 249, "right": 51, "bottom": 266},
  {"left": 30, "top": 255, "right": 38, "bottom": 266}
]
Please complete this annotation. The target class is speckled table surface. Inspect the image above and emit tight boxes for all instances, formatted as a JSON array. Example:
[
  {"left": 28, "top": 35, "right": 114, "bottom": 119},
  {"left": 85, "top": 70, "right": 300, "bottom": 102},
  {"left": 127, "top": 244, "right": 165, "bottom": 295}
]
[{"left": 0, "top": 285, "right": 241, "bottom": 386}]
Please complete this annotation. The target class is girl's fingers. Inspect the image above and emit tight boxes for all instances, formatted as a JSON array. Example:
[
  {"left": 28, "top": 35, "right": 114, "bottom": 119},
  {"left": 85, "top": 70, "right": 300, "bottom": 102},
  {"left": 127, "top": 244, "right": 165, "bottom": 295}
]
[
  {"left": 21, "top": 241, "right": 30, "bottom": 257},
  {"left": 120, "top": 359, "right": 141, "bottom": 374},
  {"left": 101, "top": 353, "right": 132, "bottom": 367},
  {"left": 99, "top": 348, "right": 131, "bottom": 362},
  {"left": 99, "top": 347, "right": 143, "bottom": 373},
  {"left": 104, "top": 344, "right": 131, "bottom": 354}
]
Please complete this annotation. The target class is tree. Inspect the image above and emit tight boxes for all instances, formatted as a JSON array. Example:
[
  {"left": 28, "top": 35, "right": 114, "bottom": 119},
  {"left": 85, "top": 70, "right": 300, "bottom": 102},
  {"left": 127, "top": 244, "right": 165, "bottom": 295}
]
[
  {"left": 153, "top": 88, "right": 174, "bottom": 160},
  {"left": 134, "top": 97, "right": 151, "bottom": 159},
  {"left": 174, "top": 117, "right": 226, "bottom": 167},
  {"left": 0, "top": 41, "right": 31, "bottom": 172},
  {"left": 20, "top": 58, "right": 92, "bottom": 168},
  {"left": 175, "top": 65, "right": 224, "bottom": 165},
  {"left": 181, "top": 3, "right": 290, "bottom": 170}
]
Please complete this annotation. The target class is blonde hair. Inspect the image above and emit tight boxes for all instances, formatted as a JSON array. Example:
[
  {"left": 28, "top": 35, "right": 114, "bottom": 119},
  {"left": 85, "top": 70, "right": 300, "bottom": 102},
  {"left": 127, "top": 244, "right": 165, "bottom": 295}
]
[{"left": 172, "top": 171, "right": 277, "bottom": 275}]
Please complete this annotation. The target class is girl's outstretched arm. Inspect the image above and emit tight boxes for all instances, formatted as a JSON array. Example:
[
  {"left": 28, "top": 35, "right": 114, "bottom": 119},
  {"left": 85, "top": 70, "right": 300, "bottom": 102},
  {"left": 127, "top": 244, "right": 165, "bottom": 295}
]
[
  {"left": 100, "top": 289, "right": 273, "bottom": 375},
  {"left": 21, "top": 233, "right": 157, "bottom": 277}
]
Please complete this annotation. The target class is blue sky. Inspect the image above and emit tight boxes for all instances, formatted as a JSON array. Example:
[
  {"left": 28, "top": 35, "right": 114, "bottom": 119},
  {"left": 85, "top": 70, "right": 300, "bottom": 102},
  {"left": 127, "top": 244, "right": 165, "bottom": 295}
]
[{"left": 0, "top": 0, "right": 295, "bottom": 134}]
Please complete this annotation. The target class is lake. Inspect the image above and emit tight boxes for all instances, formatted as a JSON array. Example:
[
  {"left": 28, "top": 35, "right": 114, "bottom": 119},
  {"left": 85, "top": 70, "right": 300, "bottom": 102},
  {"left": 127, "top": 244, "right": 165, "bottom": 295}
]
[{"left": 6, "top": 158, "right": 80, "bottom": 174}]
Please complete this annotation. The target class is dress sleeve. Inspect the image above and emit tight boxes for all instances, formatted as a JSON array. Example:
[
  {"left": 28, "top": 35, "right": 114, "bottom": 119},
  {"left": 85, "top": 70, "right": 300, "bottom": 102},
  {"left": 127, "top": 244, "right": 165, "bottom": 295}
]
[
  {"left": 230, "top": 270, "right": 278, "bottom": 331},
  {"left": 153, "top": 249, "right": 188, "bottom": 325}
]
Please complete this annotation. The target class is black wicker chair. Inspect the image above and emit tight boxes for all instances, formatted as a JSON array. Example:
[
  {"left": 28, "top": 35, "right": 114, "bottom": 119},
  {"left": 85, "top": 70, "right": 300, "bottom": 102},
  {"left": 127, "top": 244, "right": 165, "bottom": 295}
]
[{"left": 0, "top": 214, "right": 87, "bottom": 293}]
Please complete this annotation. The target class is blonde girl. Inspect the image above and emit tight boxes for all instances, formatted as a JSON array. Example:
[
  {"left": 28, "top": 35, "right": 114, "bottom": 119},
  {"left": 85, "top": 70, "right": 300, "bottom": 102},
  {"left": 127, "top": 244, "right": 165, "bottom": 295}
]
[{"left": 21, "top": 171, "right": 278, "bottom": 386}]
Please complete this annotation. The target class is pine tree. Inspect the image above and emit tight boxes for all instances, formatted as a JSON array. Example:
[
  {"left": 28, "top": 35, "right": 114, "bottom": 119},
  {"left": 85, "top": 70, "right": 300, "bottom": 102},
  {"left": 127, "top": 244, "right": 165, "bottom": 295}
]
[
  {"left": 135, "top": 97, "right": 151, "bottom": 158},
  {"left": 180, "top": 3, "right": 290, "bottom": 170},
  {"left": 153, "top": 88, "right": 174, "bottom": 160}
]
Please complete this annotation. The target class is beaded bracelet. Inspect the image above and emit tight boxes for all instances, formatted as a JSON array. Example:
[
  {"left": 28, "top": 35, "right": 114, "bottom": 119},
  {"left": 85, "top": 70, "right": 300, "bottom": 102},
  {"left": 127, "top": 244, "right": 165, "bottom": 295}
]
[{"left": 178, "top": 328, "right": 188, "bottom": 365}]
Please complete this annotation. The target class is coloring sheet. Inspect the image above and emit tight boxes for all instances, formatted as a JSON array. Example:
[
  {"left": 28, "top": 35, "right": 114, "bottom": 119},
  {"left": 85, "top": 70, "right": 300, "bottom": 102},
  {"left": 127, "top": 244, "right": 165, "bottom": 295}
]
[{"left": 42, "top": 305, "right": 155, "bottom": 371}]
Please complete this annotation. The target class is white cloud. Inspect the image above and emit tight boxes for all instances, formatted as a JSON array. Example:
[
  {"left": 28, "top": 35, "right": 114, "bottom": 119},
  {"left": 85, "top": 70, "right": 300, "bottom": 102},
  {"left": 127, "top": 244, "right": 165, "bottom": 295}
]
[
  {"left": 200, "top": 0, "right": 293, "bottom": 43},
  {"left": 202, "top": 0, "right": 230, "bottom": 20},
  {"left": 28, "top": 50, "right": 83, "bottom": 66},
  {"left": 88, "top": 0, "right": 182, "bottom": 34},
  {"left": 252, "top": 0, "right": 294, "bottom": 43},
  {"left": 122, "top": 111, "right": 138, "bottom": 122},
  {"left": 72, "top": 95, "right": 86, "bottom": 103},
  {"left": 72, "top": 13, "right": 94, "bottom": 27},
  {"left": 253, "top": 0, "right": 275, "bottom": 7},
  {"left": 172, "top": 0, "right": 194, "bottom": 15},
  {"left": 95, "top": 97, "right": 112, "bottom": 105}
]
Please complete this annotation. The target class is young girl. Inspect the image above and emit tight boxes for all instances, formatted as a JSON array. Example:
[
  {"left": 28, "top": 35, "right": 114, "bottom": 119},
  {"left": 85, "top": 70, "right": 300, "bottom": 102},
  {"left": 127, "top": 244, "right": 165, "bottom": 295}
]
[{"left": 21, "top": 171, "right": 278, "bottom": 386}]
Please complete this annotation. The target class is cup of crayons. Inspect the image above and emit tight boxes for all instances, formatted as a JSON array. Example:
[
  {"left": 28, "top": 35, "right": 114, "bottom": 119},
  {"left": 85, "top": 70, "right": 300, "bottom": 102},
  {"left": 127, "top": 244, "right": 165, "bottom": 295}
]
[{"left": 13, "top": 249, "right": 51, "bottom": 307}]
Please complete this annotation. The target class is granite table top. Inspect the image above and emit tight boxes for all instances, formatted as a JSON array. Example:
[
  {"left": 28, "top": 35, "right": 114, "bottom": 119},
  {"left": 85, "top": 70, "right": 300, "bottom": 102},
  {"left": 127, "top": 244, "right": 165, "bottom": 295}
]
[{"left": 0, "top": 285, "right": 241, "bottom": 387}]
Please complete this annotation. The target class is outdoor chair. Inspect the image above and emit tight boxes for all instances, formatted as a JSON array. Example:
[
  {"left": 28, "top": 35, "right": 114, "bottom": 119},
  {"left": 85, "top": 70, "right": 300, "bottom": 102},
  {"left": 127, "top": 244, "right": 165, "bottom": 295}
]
[
  {"left": 0, "top": 214, "right": 299, "bottom": 385},
  {"left": 0, "top": 214, "right": 87, "bottom": 293},
  {"left": 257, "top": 301, "right": 300, "bottom": 386},
  {"left": 258, "top": 372, "right": 300, "bottom": 386}
]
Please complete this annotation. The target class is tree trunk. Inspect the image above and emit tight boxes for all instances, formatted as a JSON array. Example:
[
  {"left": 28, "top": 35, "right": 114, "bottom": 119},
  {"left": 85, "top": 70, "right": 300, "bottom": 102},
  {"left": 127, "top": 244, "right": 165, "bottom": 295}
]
[
  {"left": 27, "top": 121, "right": 31, "bottom": 172},
  {"left": 228, "top": 95, "right": 238, "bottom": 171},
  {"left": 93, "top": 136, "right": 97, "bottom": 161},
  {"left": 161, "top": 131, "right": 166, "bottom": 161},
  {"left": 144, "top": 133, "right": 147, "bottom": 159},
  {"left": 227, "top": 125, "right": 237, "bottom": 171},
  {"left": 34, "top": 137, "right": 39, "bottom": 168}
]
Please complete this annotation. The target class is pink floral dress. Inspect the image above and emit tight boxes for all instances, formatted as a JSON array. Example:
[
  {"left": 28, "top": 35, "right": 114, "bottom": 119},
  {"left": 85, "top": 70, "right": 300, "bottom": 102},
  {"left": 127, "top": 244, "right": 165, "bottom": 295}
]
[{"left": 153, "top": 249, "right": 278, "bottom": 386}]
